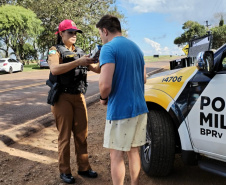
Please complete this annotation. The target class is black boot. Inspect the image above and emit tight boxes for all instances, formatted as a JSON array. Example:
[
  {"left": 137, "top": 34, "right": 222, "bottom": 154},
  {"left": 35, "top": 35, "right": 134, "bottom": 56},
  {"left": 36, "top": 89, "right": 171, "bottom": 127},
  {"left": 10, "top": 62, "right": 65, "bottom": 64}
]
[
  {"left": 60, "top": 173, "right": 75, "bottom": 184},
  {"left": 78, "top": 169, "right": 98, "bottom": 178}
]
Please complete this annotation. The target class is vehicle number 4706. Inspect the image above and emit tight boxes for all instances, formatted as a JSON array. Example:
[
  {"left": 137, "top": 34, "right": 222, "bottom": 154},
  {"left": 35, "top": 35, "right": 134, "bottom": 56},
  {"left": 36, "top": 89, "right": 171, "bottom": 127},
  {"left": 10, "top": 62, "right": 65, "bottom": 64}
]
[{"left": 162, "top": 76, "right": 182, "bottom": 82}]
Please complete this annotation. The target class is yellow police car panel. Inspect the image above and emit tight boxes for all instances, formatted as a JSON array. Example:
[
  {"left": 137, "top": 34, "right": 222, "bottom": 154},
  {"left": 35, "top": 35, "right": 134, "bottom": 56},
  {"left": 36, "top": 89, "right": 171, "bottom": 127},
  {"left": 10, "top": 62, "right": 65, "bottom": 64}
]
[{"left": 145, "top": 66, "right": 197, "bottom": 110}]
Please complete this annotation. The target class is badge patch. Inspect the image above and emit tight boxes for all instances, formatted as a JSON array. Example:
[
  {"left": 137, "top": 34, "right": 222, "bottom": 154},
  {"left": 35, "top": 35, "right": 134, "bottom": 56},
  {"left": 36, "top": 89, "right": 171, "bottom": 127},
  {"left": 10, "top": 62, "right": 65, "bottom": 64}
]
[
  {"left": 66, "top": 54, "right": 77, "bottom": 58},
  {"left": 49, "top": 50, "right": 56, "bottom": 55}
]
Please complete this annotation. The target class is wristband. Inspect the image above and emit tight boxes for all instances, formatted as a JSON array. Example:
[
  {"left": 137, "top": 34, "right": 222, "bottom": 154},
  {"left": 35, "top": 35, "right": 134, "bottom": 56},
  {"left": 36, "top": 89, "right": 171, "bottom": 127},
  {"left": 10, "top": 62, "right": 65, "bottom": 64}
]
[{"left": 100, "top": 95, "right": 108, "bottom": 101}]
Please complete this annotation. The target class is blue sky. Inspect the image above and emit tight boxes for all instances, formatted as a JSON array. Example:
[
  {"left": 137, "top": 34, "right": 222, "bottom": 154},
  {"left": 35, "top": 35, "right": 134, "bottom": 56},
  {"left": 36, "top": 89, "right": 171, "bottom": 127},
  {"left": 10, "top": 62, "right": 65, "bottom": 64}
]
[{"left": 115, "top": 0, "right": 226, "bottom": 56}]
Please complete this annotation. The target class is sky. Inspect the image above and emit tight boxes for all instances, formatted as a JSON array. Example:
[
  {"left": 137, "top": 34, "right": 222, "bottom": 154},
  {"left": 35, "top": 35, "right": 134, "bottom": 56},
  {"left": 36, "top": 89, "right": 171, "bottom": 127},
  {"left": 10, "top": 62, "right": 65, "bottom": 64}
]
[{"left": 115, "top": 0, "right": 226, "bottom": 56}]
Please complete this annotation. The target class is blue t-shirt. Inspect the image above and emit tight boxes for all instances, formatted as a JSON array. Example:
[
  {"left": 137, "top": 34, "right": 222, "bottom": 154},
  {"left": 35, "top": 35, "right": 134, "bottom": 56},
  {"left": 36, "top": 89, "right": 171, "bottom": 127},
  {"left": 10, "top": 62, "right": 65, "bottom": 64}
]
[{"left": 99, "top": 36, "right": 148, "bottom": 120}]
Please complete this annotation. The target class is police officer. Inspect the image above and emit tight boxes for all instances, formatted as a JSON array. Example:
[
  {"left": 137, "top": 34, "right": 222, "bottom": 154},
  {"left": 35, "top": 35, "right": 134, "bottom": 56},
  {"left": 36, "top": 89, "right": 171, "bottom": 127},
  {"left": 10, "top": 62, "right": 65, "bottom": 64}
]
[{"left": 48, "top": 19, "right": 100, "bottom": 184}]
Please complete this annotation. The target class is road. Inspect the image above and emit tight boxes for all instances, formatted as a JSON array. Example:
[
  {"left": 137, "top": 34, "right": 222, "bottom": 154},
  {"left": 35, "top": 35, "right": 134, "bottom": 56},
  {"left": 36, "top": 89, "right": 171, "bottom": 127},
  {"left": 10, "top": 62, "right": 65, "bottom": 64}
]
[
  {"left": 0, "top": 61, "right": 166, "bottom": 147},
  {"left": 0, "top": 70, "right": 99, "bottom": 131},
  {"left": 0, "top": 62, "right": 166, "bottom": 133}
]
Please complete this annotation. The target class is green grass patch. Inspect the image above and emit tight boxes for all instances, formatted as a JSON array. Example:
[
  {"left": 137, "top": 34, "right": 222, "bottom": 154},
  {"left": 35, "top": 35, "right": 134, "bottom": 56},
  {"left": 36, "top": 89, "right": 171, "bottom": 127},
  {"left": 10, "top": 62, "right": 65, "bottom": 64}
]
[
  {"left": 23, "top": 63, "right": 40, "bottom": 72},
  {"left": 23, "top": 63, "right": 49, "bottom": 72},
  {"left": 144, "top": 55, "right": 184, "bottom": 62}
]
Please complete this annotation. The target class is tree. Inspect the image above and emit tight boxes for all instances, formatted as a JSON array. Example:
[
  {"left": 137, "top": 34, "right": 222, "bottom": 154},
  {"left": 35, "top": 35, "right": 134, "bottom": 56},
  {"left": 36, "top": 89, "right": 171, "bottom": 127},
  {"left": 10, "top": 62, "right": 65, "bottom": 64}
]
[
  {"left": 211, "top": 25, "right": 226, "bottom": 49},
  {"left": 214, "top": 13, "right": 225, "bottom": 27},
  {"left": 0, "top": 0, "right": 16, "bottom": 6},
  {"left": 219, "top": 16, "right": 224, "bottom": 26},
  {"left": 174, "top": 21, "right": 206, "bottom": 46},
  {"left": 16, "top": 0, "right": 126, "bottom": 55},
  {"left": 219, "top": 19, "right": 224, "bottom": 26},
  {"left": 22, "top": 43, "right": 38, "bottom": 60},
  {"left": 0, "top": 5, "right": 44, "bottom": 60}
]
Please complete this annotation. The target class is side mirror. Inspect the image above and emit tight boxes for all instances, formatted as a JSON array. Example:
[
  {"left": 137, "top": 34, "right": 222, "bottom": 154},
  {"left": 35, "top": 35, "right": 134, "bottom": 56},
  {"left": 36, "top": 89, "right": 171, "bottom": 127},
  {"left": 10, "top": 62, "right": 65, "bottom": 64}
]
[{"left": 195, "top": 51, "right": 214, "bottom": 73}]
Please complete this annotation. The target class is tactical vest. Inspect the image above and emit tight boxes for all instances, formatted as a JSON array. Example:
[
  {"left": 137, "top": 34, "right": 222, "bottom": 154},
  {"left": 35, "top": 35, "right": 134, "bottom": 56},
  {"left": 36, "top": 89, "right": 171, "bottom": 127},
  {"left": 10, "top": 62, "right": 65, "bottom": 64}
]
[{"left": 49, "top": 44, "right": 88, "bottom": 94}]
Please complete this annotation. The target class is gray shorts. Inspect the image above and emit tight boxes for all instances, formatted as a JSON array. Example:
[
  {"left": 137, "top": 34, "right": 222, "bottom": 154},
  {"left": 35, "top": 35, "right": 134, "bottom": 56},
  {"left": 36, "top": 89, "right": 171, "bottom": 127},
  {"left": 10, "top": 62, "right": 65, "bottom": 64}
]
[{"left": 103, "top": 113, "right": 147, "bottom": 151}]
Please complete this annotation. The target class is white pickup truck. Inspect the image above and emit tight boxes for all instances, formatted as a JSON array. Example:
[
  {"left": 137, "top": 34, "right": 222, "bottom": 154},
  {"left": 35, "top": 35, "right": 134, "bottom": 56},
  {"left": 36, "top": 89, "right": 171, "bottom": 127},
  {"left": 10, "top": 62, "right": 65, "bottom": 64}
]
[{"left": 141, "top": 40, "right": 226, "bottom": 177}]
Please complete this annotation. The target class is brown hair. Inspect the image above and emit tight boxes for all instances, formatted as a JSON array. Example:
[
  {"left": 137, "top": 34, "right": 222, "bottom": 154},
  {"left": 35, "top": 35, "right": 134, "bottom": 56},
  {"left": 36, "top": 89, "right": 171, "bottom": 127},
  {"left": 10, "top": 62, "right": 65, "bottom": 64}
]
[{"left": 96, "top": 15, "right": 121, "bottom": 33}]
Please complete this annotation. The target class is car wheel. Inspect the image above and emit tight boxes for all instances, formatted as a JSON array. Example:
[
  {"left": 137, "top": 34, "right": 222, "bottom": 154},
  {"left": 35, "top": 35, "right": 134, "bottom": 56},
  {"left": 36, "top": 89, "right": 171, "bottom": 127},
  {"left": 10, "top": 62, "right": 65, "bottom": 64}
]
[
  {"left": 141, "top": 109, "right": 175, "bottom": 177},
  {"left": 20, "top": 66, "right": 23, "bottom": 72},
  {"left": 8, "top": 67, "right": 13, "bottom": 74}
]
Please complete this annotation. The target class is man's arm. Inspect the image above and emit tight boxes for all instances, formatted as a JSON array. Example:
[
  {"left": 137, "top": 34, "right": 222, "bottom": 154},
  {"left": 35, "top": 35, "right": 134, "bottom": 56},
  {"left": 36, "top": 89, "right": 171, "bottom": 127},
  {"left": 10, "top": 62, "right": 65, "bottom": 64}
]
[
  {"left": 88, "top": 63, "right": 101, "bottom": 73},
  {"left": 99, "top": 63, "right": 115, "bottom": 105}
]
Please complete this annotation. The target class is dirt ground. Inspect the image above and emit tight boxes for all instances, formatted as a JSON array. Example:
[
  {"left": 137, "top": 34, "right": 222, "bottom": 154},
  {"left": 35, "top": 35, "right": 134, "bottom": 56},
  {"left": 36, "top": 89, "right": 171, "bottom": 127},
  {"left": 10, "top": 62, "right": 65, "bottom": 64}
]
[{"left": 0, "top": 101, "right": 226, "bottom": 185}]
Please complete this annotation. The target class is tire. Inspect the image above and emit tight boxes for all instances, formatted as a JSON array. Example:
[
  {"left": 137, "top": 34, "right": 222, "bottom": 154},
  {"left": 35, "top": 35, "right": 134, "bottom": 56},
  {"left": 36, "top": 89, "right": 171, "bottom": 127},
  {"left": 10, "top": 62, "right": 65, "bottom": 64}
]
[
  {"left": 140, "top": 109, "right": 175, "bottom": 177},
  {"left": 8, "top": 67, "right": 13, "bottom": 74}
]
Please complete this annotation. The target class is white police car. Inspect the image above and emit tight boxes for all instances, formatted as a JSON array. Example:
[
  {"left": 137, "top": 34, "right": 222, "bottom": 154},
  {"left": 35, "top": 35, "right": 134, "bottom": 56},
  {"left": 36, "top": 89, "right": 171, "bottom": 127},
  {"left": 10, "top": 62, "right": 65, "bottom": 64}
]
[{"left": 141, "top": 43, "right": 226, "bottom": 177}]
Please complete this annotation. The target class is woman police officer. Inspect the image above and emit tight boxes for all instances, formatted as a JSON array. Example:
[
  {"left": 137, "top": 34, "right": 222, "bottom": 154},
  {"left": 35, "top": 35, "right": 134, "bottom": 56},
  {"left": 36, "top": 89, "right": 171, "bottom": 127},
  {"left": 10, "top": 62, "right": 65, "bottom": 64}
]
[{"left": 47, "top": 19, "right": 100, "bottom": 184}]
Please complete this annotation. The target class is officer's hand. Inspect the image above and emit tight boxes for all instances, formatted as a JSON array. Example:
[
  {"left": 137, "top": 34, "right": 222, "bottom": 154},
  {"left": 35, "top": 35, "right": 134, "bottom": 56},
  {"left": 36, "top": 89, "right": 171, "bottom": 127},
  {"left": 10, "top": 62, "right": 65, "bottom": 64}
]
[{"left": 78, "top": 55, "right": 96, "bottom": 66}]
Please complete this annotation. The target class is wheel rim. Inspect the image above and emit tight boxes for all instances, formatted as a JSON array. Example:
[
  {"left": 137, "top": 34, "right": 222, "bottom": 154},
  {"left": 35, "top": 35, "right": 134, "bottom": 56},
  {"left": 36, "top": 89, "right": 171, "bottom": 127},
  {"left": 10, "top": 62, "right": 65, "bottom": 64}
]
[
  {"left": 142, "top": 114, "right": 152, "bottom": 164},
  {"left": 143, "top": 130, "right": 152, "bottom": 163}
]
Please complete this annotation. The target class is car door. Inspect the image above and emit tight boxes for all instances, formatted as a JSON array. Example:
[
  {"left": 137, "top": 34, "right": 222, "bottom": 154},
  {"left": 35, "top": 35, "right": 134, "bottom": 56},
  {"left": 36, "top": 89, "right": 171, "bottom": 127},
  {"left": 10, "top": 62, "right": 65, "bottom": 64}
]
[
  {"left": 13, "top": 59, "right": 20, "bottom": 71},
  {"left": 187, "top": 48, "right": 226, "bottom": 159},
  {"left": 11, "top": 59, "right": 20, "bottom": 71}
]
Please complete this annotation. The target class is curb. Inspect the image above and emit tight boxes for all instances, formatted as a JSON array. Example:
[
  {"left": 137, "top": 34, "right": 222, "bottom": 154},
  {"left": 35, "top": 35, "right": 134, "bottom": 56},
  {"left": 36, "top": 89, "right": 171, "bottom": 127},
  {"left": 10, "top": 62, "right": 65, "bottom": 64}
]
[
  {"left": 86, "top": 92, "right": 100, "bottom": 106},
  {"left": 0, "top": 67, "right": 164, "bottom": 148},
  {"left": 146, "top": 68, "right": 164, "bottom": 77},
  {"left": 0, "top": 113, "right": 55, "bottom": 148},
  {"left": 0, "top": 93, "right": 101, "bottom": 148}
]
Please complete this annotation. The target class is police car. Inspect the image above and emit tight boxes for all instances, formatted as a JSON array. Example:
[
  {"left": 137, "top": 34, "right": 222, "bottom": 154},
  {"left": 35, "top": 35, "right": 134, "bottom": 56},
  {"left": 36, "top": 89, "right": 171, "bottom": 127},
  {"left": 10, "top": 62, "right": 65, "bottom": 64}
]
[{"left": 141, "top": 43, "right": 226, "bottom": 177}]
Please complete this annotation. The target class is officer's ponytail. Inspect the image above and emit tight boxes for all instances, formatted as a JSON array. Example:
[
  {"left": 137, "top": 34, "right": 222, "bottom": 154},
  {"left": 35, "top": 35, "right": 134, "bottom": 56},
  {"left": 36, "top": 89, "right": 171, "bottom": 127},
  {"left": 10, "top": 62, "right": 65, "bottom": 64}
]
[{"left": 56, "top": 33, "right": 64, "bottom": 45}]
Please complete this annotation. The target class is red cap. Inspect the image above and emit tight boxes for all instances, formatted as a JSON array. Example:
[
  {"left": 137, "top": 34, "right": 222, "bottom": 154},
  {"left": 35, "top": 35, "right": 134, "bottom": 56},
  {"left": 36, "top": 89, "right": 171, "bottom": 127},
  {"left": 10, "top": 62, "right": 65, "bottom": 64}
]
[{"left": 55, "top": 19, "right": 82, "bottom": 34}]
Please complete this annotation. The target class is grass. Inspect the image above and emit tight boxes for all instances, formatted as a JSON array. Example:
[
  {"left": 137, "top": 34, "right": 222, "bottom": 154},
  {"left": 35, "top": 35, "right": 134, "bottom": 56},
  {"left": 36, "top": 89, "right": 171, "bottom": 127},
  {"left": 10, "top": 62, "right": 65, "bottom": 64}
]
[
  {"left": 144, "top": 55, "right": 185, "bottom": 62},
  {"left": 23, "top": 63, "right": 49, "bottom": 72},
  {"left": 23, "top": 63, "right": 39, "bottom": 72}
]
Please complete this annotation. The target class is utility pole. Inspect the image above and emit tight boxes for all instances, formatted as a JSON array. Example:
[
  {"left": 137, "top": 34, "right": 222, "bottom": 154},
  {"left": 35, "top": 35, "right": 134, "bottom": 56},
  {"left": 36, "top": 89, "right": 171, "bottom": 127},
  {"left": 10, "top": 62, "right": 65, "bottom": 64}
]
[{"left": 206, "top": 20, "right": 211, "bottom": 30}]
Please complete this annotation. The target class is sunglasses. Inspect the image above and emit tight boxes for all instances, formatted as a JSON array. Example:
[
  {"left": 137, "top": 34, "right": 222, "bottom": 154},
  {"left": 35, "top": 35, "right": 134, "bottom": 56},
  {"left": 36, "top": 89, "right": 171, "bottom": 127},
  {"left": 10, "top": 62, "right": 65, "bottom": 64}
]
[{"left": 67, "top": 31, "right": 77, "bottom": 35}]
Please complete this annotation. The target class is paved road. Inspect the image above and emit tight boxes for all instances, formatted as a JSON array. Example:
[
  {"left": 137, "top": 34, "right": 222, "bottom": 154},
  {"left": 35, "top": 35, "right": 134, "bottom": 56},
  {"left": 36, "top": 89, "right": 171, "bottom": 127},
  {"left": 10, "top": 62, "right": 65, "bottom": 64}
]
[
  {"left": 0, "top": 61, "right": 169, "bottom": 146},
  {"left": 0, "top": 62, "right": 168, "bottom": 127},
  {"left": 0, "top": 70, "right": 98, "bottom": 131}
]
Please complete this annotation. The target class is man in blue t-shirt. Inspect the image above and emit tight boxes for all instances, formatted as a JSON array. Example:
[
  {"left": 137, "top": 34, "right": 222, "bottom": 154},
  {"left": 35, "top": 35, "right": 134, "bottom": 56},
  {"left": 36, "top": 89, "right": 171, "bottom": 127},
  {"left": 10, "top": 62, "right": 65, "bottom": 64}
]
[{"left": 96, "top": 15, "right": 148, "bottom": 185}]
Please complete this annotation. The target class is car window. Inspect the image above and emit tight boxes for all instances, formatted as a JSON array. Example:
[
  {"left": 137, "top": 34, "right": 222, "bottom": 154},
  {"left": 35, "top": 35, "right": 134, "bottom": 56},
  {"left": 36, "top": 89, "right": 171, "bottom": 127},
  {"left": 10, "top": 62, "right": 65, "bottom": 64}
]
[
  {"left": 0, "top": 60, "right": 6, "bottom": 63},
  {"left": 222, "top": 57, "right": 226, "bottom": 68},
  {"left": 221, "top": 53, "right": 226, "bottom": 71},
  {"left": 8, "top": 59, "right": 13, "bottom": 63}
]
